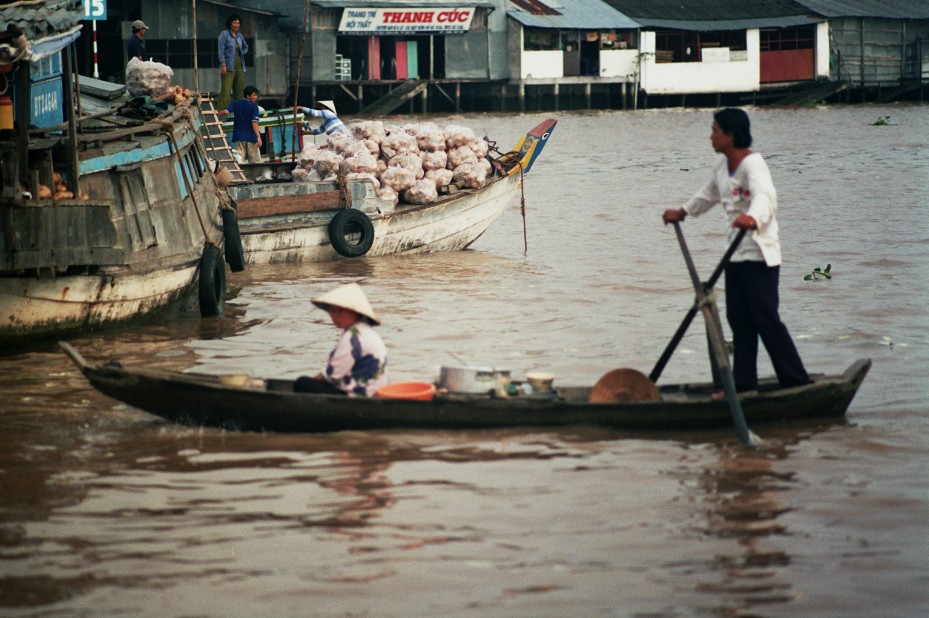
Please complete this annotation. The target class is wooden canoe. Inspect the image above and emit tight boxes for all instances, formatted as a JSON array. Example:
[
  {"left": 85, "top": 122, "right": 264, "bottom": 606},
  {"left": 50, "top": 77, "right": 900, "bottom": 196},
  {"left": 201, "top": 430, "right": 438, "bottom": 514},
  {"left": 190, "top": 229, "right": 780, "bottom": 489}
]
[{"left": 61, "top": 343, "right": 871, "bottom": 435}]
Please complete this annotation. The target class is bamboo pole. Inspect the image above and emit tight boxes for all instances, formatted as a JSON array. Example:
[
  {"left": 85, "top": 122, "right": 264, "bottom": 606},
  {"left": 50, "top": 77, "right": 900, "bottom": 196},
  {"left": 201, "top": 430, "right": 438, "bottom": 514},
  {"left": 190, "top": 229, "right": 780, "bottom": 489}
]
[
  {"left": 291, "top": 0, "right": 311, "bottom": 161},
  {"left": 192, "top": 0, "right": 199, "bottom": 94}
]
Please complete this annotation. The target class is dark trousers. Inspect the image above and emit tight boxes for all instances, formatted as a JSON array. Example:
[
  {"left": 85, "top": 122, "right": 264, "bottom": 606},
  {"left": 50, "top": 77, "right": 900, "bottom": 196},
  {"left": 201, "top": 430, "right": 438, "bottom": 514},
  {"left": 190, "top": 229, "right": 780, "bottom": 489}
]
[
  {"left": 725, "top": 261, "right": 810, "bottom": 391},
  {"left": 294, "top": 376, "right": 345, "bottom": 395}
]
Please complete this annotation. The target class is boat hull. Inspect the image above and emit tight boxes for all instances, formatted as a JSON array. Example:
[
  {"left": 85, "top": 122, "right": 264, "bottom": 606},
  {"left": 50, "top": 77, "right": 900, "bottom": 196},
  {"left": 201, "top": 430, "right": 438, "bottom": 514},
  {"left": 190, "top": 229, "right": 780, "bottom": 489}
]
[
  {"left": 233, "top": 165, "right": 519, "bottom": 264},
  {"left": 0, "top": 262, "right": 198, "bottom": 341},
  {"left": 63, "top": 344, "right": 871, "bottom": 435},
  {"left": 1, "top": 99, "right": 227, "bottom": 346},
  {"left": 224, "top": 118, "right": 557, "bottom": 264}
]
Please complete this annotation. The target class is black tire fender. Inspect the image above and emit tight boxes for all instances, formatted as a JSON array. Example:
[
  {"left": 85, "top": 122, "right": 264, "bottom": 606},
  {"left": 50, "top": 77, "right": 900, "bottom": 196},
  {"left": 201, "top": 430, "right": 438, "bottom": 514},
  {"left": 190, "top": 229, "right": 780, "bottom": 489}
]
[
  {"left": 328, "top": 209, "right": 375, "bottom": 258},
  {"left": 198, "top": 245, "right": 226, "bottom": 317},
  {"left": 221, "top": 208, "right": 246, "bottom": 272}
]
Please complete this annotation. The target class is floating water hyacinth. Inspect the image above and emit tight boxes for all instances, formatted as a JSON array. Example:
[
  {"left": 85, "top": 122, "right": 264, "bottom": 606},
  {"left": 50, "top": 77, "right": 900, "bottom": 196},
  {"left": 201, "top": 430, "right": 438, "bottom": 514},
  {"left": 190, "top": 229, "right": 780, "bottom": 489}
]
[{"left": 804, "top": 264, "right": 832, "bottom": 281}]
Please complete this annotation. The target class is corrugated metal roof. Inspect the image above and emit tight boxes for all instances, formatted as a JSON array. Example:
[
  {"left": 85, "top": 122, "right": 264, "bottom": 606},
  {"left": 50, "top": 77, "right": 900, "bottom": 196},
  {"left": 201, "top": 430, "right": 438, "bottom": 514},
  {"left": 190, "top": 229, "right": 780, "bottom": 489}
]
[
  {"left": 508, "top": 0, "right": 640, "bottom": 29},
  {"left": 639, "top": 16, "right": 822, "bottom": 32},
  {"left": 601, "top": 0, "right": 813, "bottom": 21},
  {"left": 796, "top": 0, "right": 929, "bottom": 19},
  {"left": 201, "top": 0, "right": 279, "bottom": 17},
  {"left": 0, "top": 0, "right": 83, "bottom": 42}
]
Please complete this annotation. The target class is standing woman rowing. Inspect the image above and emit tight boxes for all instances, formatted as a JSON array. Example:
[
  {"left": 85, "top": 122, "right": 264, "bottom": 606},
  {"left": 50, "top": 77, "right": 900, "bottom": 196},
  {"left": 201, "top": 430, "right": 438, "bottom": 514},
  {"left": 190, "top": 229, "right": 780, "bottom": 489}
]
[{"left": 663, "top": 108, "right": 811, "bottom": 394}]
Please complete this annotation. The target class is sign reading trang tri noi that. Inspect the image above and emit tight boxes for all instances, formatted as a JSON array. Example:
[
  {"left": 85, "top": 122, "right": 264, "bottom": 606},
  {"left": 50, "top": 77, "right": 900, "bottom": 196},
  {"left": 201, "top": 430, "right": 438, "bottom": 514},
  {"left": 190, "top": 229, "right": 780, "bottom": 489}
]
[{"left": 339, "top": 7, "right": 475, "bottom": 35}]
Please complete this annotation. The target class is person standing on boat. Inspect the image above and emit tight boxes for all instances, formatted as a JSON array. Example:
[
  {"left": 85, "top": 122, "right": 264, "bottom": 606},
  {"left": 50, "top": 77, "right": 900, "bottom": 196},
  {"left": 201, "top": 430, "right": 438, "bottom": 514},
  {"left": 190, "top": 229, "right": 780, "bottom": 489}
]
[
  {"left": 662, "top": 107, "right": 810, "bottom": 393},
  {"left": 294, "top": 282, "right": 389, "bottom": 396},
  {"left": 126, "top": 20, "right": 149, "bottom": 61},
  {"left": 217, "top": 86, "right": 262, "bottom": 164},
  {"left": 217, "top": 14, "right": 248, "bottom": 111},
  {"left": 300, "top": 101, "right": 347, "bottom": 136}
]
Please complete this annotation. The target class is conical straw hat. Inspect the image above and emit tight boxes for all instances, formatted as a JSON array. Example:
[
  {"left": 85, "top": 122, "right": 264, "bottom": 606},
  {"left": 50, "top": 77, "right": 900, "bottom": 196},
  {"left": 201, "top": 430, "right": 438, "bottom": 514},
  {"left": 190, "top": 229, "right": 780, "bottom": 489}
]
[
  {"left": 312, "top": 282, "right": 380, "bottom": 325},
  {"left": 317, "top": 100, "right": 337, "bottom": 114}
]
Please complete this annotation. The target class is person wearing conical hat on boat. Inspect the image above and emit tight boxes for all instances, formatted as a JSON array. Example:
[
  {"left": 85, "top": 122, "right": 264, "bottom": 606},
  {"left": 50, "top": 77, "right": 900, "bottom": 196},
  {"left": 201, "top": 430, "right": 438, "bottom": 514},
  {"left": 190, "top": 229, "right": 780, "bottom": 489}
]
[
  {"left": 299, "top": 100, "right": 348, "bottom": 136},
  {"left": 663, "top": 108, "right": 811, "bottom": 394},
  {"left": 294, "top": 282, "right": 388, "bottom": 396}
]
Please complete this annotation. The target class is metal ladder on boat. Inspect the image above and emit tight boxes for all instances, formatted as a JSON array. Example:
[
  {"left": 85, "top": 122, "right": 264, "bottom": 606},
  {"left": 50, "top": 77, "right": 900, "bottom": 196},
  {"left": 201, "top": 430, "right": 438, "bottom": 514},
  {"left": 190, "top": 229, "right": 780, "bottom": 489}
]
[{"left": 198, "top": 95, "right": 248, "bottom": 185}]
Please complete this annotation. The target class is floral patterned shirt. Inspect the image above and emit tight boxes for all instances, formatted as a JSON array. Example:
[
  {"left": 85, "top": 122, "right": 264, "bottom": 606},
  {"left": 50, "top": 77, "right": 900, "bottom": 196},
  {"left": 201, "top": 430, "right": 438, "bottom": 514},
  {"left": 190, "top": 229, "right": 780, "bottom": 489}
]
[{"left": 323, "top": 321, "right": 388, "bottom": 396}]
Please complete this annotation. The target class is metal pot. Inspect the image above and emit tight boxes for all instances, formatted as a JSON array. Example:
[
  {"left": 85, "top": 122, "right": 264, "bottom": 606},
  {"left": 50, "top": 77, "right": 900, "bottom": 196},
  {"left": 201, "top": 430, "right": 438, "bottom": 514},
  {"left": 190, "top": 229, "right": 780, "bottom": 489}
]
[{"left": 438, "top": 365, "right": 511, "bottom": 394}]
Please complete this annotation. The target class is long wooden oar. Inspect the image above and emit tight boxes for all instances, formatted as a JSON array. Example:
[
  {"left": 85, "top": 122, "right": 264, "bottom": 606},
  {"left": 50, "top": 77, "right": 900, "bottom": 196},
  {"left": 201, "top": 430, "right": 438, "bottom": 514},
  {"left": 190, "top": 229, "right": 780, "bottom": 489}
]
[
  {"left": 650, "top": 226, "right": 747, "bottom": 383},
  {"left": 652, "top": 223, "right": 755, "bottom": 447}
]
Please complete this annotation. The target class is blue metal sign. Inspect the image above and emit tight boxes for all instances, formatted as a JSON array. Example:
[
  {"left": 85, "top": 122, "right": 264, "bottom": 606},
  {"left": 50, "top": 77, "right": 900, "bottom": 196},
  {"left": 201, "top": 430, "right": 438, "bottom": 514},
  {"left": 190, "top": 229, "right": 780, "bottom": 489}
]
[
  {"left": 30, "top": 77, "right": 64, "bottom": 128},
  {"left": 83, "top": 0, "right": 107, "bottom": 21}
]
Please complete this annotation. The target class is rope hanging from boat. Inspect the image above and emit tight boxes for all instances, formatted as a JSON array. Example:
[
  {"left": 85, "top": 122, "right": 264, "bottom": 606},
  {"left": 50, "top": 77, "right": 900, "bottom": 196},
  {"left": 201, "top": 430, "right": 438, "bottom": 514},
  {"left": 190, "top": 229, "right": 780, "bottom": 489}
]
[
  {"left": 488, "top": 141, "right": 529, "bottom": 255},
  {"left": 517, "top": 159, "right": 527, "bottom": 254}
]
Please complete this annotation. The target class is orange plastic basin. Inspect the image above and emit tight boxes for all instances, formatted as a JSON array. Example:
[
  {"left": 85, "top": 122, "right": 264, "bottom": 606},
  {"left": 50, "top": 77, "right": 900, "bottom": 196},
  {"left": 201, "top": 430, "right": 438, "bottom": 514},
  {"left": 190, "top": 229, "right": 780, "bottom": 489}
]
[{"left": 375, "top": 381, "right": 436, "bottom": 401}]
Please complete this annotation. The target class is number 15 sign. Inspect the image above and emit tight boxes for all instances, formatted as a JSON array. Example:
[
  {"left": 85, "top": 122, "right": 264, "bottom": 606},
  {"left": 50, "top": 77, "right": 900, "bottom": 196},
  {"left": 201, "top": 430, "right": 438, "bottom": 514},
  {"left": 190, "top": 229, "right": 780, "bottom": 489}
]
[{"left": 83, "top": 0, "right": 107, "bottom": 20}]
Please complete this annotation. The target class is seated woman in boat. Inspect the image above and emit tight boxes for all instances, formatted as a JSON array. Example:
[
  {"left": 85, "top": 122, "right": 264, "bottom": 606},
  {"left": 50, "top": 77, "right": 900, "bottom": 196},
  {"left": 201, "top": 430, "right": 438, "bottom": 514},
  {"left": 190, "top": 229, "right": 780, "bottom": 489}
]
[
  {"left": 299, "top": 100, "right": 347, "bottom": 136},
  {"left": 294, "top": 282, "right": 388, "bottom": 396}
]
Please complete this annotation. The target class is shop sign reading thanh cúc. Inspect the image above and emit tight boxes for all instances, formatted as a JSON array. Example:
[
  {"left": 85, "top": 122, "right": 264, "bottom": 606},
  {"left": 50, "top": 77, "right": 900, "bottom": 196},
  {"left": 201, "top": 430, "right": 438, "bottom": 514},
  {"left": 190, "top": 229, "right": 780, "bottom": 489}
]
[{"left": 339, "top": 8, "right": 474, "bottom": 35}]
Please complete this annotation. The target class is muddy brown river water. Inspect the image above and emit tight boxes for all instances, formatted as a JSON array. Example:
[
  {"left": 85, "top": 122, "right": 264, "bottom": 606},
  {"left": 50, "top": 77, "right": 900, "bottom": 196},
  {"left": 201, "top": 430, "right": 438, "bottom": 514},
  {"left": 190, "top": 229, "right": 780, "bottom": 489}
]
[{"left": 1, "top": 104, "right": 927, "bottom": 616}]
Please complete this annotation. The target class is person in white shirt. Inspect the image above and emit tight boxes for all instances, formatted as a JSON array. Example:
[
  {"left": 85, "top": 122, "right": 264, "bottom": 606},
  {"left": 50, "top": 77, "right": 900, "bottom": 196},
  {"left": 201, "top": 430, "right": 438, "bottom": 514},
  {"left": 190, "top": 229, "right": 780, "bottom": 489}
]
[
  {"left": 294, "top": 282, "right": 388, "bottom": 396},
  {"left": 662, "top": 108, "right": 810, "bottom": 393}
]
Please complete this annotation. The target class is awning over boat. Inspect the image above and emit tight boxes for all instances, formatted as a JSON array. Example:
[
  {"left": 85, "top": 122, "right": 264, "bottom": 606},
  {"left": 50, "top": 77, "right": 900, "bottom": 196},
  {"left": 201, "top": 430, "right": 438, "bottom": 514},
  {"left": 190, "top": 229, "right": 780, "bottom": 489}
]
[{"left": 28, "top": 25, "right": 82, "bottom": 61}]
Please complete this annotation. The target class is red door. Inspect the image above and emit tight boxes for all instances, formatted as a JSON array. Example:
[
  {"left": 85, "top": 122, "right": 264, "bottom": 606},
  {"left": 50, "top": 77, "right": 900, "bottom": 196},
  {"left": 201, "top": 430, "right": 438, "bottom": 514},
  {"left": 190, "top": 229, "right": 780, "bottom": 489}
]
[
  {"left": 395, "top": 41, "right": 408, "bottom": 80},
  {"left": 367, "top": 36, "right": 381, "bottom": 80}
]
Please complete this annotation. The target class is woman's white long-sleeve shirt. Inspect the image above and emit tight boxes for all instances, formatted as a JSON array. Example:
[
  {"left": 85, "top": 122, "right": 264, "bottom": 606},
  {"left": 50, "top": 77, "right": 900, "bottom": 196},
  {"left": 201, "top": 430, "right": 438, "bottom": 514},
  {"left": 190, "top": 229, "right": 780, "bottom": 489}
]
[{"left": 683, "top": 152, "right": 781, "bottom": 266}]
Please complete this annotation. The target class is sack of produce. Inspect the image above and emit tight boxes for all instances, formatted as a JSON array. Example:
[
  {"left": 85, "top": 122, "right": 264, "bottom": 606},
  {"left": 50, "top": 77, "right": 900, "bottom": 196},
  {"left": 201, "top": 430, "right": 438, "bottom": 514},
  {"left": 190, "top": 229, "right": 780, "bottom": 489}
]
[
  {"left": 339, "top": 152, "right": 378, "bottom": 176},
  {"left": 415, "top": 124, "right": 447, "bottom": 152},
  {"left": 298, "top": 142, "right": 321, "bottom": 168},
  {"left": 421, "top": 150, "right": 448, "bottom": 171},
  {"left": 469, "top": 137, "right": 489, "bottom": 159},
  {"left": 376, "top": 185, "right": 399, "bottom": 207},
  {"left": 381, "top": 130, "right": 418, "bottom": 159},
  {"left": 452, "top": 163, "right": 486, "bottom": 189},
  {"left": 313, "top": 150, "right": 343, "bottom": 178},
  {"left": 291, "top": 166, "right": 310, "bottom": 182},
  {"left": 425, "top": 168, "right": 453, "bottom": 187},
  {"left": 403, "top": 178, "right": 439, "bottom": 205},
  {"left": 346, "top": 172, "right": 380, "bottom": 189},
  {"left": 447, "top": 146, "right": 478, "bottom": 169},
  {"left": 327, "top": 132, "right": 355, "bottom": 154},
  {"left": 445, "top": 124, "right": 475, "bottom": 149},
  {"left": 388, "top": 152, "right": 424, "bottom": 179},
  {"left": 380, "top": 166, "right": 416, "bottom": 192},
  {"left": 126, "top": 57, "right": 175, "bottom": 97},
  {"left": 351, "top": 121, "right": 386, "bottom": 144},
  {"left": 341, "top": 140, "right": 367, "bottom": 158}
]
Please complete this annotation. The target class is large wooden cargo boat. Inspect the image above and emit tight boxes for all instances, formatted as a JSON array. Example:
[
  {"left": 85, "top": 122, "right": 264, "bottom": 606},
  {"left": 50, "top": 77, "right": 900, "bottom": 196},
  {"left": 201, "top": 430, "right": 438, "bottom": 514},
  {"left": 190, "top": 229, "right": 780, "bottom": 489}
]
[{"left": 0, "top": 1, "right": 236, "bottom": 346}]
